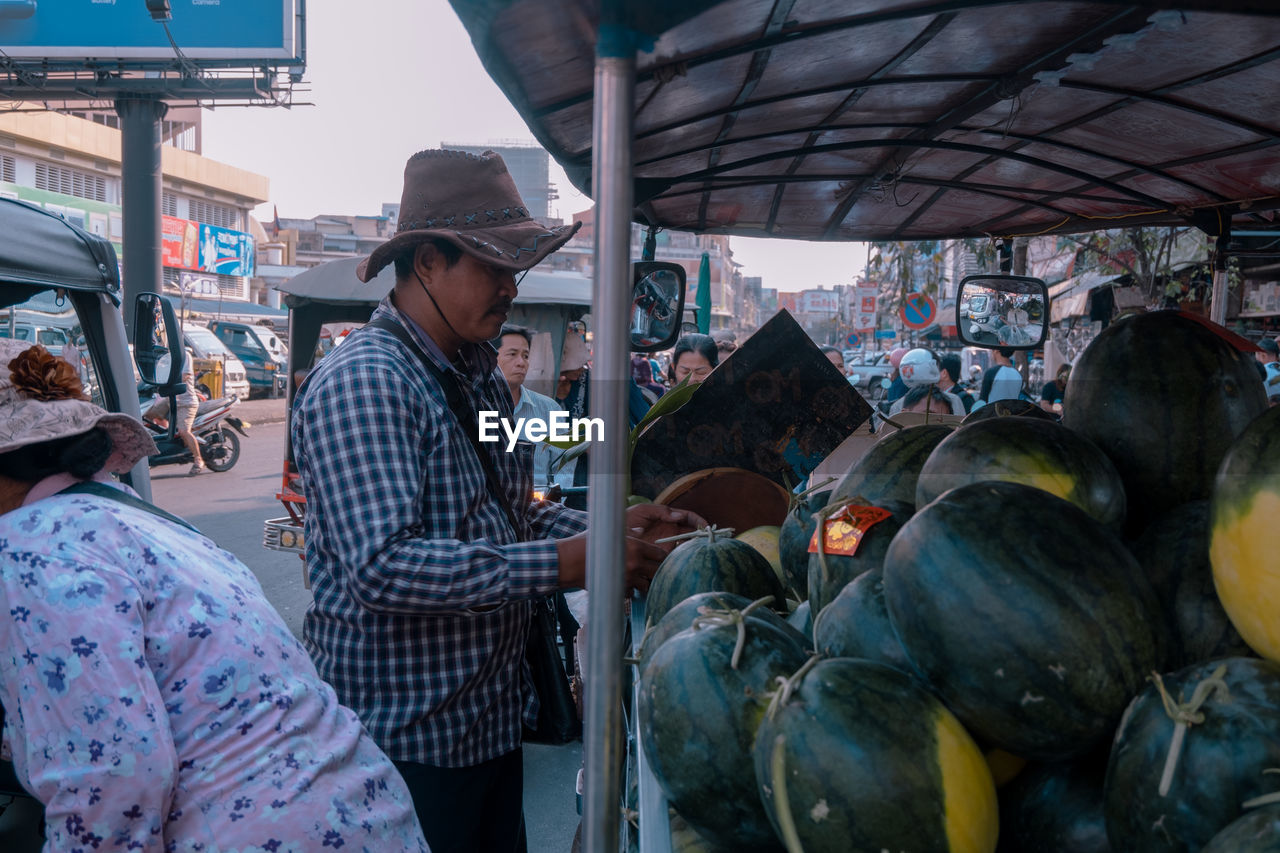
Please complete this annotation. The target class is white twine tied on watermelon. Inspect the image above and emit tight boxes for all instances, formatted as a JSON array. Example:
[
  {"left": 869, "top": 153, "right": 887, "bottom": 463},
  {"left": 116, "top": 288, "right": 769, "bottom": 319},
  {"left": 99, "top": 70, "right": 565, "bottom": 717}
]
[
  {"left": 763, "top": 654, "right": 824, "bottom": 853},
  {"left": 1242, "top": 769, "right": 1280, "bottom": 810},
  {"left": 688, "top": 594, "right": 775, "bottom": 670},
  {"left": 1150, "top": 664, "right": 1230, "bottom": 797},
  {"left": 654, "top": 523, "right": 736, "bottom": 545}
]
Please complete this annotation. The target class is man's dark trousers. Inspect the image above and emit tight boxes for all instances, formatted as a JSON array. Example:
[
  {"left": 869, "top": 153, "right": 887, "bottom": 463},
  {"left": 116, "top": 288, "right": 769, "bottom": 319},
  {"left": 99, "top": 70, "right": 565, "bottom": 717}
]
[{"left": 394, "top": 749, "right": 527, "bottom": 853}]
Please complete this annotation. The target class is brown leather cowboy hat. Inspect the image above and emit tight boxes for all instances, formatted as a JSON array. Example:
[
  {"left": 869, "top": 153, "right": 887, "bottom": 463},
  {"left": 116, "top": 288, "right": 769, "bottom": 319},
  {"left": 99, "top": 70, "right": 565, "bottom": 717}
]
[{"left": 356, "top": 149, "right": 582, "bottom": 282}]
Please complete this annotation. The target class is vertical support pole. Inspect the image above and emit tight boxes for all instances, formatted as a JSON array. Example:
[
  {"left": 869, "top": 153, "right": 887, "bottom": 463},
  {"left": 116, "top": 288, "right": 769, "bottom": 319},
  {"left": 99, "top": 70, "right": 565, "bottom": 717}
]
[
  {"left": 116, "top": 96, "right": 169, "bottom": 337},
  {"left": 582, "top": 21, "right": 635, "bottom": 853},
  {"left": 1210, "top": 229, "right": 1231, "bottom": 326}
]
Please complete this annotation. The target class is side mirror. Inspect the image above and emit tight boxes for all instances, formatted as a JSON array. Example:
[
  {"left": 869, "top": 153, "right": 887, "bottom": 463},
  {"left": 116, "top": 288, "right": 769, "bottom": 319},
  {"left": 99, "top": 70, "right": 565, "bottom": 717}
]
[
  {"left": 630, "top": 261, "right": 686, "bottom": 352},
  {"left": 956, "top": 274, "right": 1049, "bottom": 350},
  {"left": 133, "top": 293, "right": 183, "bottom": 387}
]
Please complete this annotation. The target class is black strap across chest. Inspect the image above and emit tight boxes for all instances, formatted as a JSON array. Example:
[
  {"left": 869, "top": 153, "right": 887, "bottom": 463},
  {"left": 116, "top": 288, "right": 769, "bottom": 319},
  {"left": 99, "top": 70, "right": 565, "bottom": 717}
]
[{"left": 365, "top": 316, "right": 524, "bottom": 540}]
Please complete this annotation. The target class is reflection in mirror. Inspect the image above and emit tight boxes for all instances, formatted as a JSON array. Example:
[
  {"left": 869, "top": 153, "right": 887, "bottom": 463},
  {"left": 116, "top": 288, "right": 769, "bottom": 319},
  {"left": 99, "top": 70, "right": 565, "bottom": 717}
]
[
  {"left": 133, "top": 293, "right": 183, "bottom": 386},
  {"left": 956, "top": 274, "right": 1049, "bottom": 350},
  {"left": 630, "top": 261, "right": 686, "bottom": 352}
]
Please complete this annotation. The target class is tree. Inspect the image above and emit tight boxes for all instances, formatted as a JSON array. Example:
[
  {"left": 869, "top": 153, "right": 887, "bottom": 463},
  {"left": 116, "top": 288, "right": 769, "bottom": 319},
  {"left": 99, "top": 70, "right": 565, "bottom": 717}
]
[
  {"left": 866, "top": 238, "right": 998, "bottom": 321},
  {"left": 1056, "top": 226, "right": 1208, "bottom": 307}
]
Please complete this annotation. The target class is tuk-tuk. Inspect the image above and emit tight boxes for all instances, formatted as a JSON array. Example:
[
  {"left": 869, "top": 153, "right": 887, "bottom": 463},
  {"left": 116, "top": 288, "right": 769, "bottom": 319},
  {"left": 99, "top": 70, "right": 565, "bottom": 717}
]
[
  {"left": 262, "top": 255, "right": 597, "bottom": 557},
  {"left": 446, "top": 2, "right": 1280, "bottom": 851}
]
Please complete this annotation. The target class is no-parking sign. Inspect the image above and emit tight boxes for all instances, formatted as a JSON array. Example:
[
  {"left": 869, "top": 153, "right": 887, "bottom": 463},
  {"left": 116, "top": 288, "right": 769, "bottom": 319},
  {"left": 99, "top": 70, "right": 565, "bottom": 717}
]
[{"left": 900, "top": 292, "right": 937, "bottom": 330}]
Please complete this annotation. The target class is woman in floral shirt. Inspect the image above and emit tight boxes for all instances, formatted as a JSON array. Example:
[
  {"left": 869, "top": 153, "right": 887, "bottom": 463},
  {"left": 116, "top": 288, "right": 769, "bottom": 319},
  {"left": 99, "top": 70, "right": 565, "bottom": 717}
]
[{"left": 0, "top": 342, "right": 428, "bottom": 851}]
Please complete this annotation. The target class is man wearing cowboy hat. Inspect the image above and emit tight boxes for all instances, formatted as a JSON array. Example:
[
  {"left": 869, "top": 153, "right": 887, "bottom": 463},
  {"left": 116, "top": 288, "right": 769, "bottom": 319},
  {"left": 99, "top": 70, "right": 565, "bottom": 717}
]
[{"left": 291, "top": 149, "right": 701, "bottom": 853}]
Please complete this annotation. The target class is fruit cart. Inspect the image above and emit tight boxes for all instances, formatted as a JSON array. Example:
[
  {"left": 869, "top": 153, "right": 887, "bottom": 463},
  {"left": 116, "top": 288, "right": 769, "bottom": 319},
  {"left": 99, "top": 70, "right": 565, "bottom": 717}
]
[{"left": 447, "top": 2, "right": 1280, "bottom": 849}]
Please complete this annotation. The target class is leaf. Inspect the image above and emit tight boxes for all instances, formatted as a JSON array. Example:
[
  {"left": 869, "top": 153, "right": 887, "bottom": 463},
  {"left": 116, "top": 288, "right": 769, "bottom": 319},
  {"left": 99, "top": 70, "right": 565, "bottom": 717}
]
[{"left": 628, "top": 376, "right": 697, "bottom": 446}]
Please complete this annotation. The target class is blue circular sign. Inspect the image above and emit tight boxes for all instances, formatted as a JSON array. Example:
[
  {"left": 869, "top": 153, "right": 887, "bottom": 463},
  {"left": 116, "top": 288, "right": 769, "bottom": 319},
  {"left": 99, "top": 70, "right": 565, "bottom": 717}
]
[
  {"left": 846, "top": 332, "right": 861, "bottom": 348},
  {"left": 900, "top": 292, "right": 937, "bottom": 330}
]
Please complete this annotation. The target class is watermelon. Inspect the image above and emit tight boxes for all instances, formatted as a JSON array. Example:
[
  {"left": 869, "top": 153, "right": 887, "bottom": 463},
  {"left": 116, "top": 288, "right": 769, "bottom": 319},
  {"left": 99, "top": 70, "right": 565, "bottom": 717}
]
[
  {"left": 1210, "top": 404, "right": 1280, "bottom": 662},
  {"left": 753, "top": 657, "right": 998, "bottom": 853},
  {"left": 786, "top": 600, "right": 812, "bottom": 644},
  {"left": 962, "top": 398, "right": 1058, "bottom": 424},
  {"left": 1130, "top": 500, "right": 1250, "bottom": 667},
  {"left": 1201, "top": 804, "right": 1280, "bottom": 852},
  {"left": 646, "top": 527, "right": 786, "bottom": 627},
  {"left": 830, "top": 423, "right": 952, "bottom": 510},
  {"left": 805, "top": 498, "right": 908, "bottom": 614},
  {"left": 811, "top": 570, "right": 912, "bottom": 673},
  {"left": 915, "top": 416, "right": 1126, "bottom": 528},
  {"left": 998, "top": 750, "right": 1111, "bottom": 852},
  {"left": 778, "top": 488, "right": 831, "bottom": 598},
  {"left": 1105, "top": 657, "right": 1280, "bottom": 852},
  {"left": 883, "top": 481, "right": 1167, "bottom": 761},
  {"left": 736, "top": 525, "right": 785, "bottom": 589},
  {"left": 638, "top": 591, "right": 806, "bottom": 672},
  {"left": 1063, "top": 310, "right": 1267, "bottom": 534},
  {"left": 640, "top": 615, "right": 807, "bottom": 850}
]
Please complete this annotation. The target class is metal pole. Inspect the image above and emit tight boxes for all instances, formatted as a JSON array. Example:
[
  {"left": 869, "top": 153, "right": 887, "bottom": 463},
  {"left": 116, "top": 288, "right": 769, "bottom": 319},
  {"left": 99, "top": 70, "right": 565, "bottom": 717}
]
[
  {"left": 116, "top": 96, "right": 168, "bottom": 337},
  {"left": 583, "top": 27, "right": 635, "bottom": 853},
  {"left": 1210, "top": 231, "right": 1230, "bottom": 326}
]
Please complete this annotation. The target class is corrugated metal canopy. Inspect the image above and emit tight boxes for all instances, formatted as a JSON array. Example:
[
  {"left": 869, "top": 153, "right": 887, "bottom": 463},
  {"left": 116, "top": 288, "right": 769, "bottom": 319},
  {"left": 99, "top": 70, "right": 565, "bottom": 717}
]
[{"left": 451, "top": 0, "right": 1280, "bottom": 241}]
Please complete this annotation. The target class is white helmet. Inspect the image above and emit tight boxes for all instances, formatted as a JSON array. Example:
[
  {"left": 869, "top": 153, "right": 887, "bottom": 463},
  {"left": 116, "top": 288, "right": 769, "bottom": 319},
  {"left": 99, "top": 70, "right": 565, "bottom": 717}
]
[{"left": 898, "top": 348, "right": 940, "bottom": 387}]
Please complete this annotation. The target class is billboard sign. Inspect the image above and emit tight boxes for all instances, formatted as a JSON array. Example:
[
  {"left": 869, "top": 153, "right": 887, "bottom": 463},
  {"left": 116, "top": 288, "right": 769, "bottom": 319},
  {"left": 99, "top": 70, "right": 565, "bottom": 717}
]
[
  {"left": 200, "top": 223, "right": 256, "bottom": 277},
  {"left": 0, "top": 0, "right": 300, "bottom": 63},
  {"left": 160, "top": 215, "right": 202, "bottom": 271}
]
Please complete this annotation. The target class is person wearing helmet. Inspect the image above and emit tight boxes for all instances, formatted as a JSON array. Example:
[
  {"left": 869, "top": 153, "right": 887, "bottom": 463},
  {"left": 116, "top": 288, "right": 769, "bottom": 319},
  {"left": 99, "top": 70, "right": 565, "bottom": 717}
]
[
  {"left": 885, "top": 346, "right": 911, "bottom": 403},
  {"left": 888, "top": 348, "right": 965, "bottom": 416}
]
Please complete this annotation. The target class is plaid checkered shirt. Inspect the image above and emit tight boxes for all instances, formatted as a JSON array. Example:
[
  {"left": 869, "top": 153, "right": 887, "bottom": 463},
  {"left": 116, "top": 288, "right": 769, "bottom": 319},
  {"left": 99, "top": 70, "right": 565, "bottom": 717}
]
[{"left": 292, "top": 297, "right": 588, "bottom": 768}]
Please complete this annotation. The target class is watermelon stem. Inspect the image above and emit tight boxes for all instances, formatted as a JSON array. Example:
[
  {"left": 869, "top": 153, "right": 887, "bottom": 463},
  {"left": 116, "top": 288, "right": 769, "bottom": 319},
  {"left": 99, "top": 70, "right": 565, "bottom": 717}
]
[
  {"left": 1240, "top": 769, "right": 1280, "bottom": 810},
  {"left": 769, "top": 733, "right": 807, "bottom": 853},
  {"left": 787, "top": 476, "right": 836, "bottom": 514},
  {"left": 1150, "top": 664, "right": 1231, "bottom": 797},
  {"left": 765, "top": 654, "right": 823, "bottom": 722},
  {"left": 689, "top": 595, "right": 776, "bottom": 669}
]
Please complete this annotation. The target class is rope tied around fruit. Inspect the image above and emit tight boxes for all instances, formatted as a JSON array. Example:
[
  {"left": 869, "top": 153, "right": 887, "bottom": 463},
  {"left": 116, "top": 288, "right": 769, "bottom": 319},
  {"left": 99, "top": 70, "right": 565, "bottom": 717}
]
[
  {"left": 1241, "top": 769, "right": 1280, "bottom": 810},
  {"left": 1150, "top": 664, "right": 1230, "bottom": 797},
  {"left": 655, "top": 523, "right": 735, "bottom": 546},
  {"left": 769, "top": 733, "right": 807, "bottom": 853},
  {"left": 764, "top": 653, "right": 823, "bottom": 722},
  {"left": 689, "top": 595, "right": 775, "bottom": 670},
  {"left": 785, "top": 475, "right": 835, "bottom": 516}
]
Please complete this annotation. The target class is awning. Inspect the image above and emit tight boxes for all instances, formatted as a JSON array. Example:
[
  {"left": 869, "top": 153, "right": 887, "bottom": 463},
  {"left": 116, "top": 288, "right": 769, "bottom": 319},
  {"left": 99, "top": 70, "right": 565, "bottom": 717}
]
[
  {"left": 181, "top": 297, "right": 287, "bottom": 320},
  {"left": 1049, "top": 272, "right": 1124, "bottom": 323}
]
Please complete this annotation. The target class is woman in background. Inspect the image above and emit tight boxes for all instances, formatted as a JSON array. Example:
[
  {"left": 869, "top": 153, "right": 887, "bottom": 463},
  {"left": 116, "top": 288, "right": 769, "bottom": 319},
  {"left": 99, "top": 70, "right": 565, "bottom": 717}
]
[{"left": 666, "top": 333, "right": 719, "bottom": 387}]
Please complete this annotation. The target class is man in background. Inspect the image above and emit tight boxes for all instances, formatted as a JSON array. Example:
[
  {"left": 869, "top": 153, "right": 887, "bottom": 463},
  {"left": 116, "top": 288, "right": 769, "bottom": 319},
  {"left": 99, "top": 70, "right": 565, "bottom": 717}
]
[
  {"left": 496, "top": 324, "right": 563, "bottom": 487},
  {"left": 979, "top": 347, "right": 1024, "bottom": 406}
]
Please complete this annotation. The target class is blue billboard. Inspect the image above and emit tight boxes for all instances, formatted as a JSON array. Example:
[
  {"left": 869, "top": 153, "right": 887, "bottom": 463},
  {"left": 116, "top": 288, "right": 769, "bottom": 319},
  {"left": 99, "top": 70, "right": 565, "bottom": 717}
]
[
  {"left": 200, "top": 224, "right": 255, "bottom": 277},
  {"left": 0, "top": 0, "right": 299, "bottom": 62}
]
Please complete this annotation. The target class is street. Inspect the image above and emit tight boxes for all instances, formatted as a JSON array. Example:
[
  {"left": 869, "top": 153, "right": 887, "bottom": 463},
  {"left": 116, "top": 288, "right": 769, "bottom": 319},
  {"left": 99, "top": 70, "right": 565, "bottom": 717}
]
[{"left": 150, "top": 420, "right": 583, "bottom": 852}]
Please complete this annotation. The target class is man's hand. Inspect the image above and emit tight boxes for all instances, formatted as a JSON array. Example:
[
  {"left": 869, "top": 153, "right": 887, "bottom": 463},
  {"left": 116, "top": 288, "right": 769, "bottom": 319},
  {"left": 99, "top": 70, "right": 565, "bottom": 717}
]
[
  {"left": 624, "top": 503, "right": 707, "bottom": 552},
  {"left": 555, "top": 531, "right": 670, "bottom": 594}
]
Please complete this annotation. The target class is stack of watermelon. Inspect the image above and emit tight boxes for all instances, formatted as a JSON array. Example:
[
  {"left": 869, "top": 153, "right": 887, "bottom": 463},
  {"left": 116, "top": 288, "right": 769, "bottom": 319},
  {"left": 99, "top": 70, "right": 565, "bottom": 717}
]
[{"left": 635, "top": 311, "right": 1280, "bottom": 852}]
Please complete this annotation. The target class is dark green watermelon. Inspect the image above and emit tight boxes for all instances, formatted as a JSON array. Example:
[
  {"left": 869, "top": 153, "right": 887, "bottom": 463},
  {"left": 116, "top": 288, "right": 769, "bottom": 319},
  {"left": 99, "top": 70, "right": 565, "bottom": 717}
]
[
  {"left": 1129, "top": 500, "right": 1251, "bottom": 668},
  {"left": 753, "top": 658, "right": 998, "bottom": 853},
  {"left": 1063, "top": 310, "right": 1267, "bottom": 535},
  {"left": 1201, "top": 804, "right": 1280, "bottom": 852},
  {"left": 811, "top": 570, "right": 913, "bottom": 672},
  {"left": 962, "top": 398, "right": 1058, "bottom": 424},
  {"left": 915, "top": 415, "right": 1126, "bottom": 528},
  {"left": 640, "top": 618, "right": 806, "bottom": 850},
  {"left": 646, "top": 529, "right": 786, "bottom": 627},
  {"left": 883, "top": 481, "right": 1167, "bottom": 761},
  {"left": 1105, "top": 657, "right": 1280, "bottom": 852},
  {"left": 830, "top": 423, "right": 952, "bottom": 510},
  {"left": 639, "top": 591, "right": 807, "bottom": 672},
  {"left": 805, "top": 498, "right": 908, "bottom": 614},
  {"left": 778, "top": 488, "right": 830, "bottom": 598},
  {"left": 998, "top": 750, "right": 1112, "bottom": 853}
]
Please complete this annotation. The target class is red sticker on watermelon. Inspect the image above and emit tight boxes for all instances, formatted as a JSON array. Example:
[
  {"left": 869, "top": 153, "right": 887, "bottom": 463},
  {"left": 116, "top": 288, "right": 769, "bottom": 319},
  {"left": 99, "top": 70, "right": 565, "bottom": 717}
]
[{"left": 808, "top": 503, "right": 894, "bottom": 556}]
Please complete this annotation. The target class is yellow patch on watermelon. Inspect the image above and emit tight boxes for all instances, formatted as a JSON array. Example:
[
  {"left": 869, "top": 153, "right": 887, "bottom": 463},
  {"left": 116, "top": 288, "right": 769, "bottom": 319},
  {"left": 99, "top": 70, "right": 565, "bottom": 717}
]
[
  {"left": 1211, "top": 490, "right": 1280, "bottom": 662},
  {"left": 736, "top": 525, "right": 785, "bottom": 587},
  {"left": 935, "top": 706, "right": 999, "bottom": 853},
  {"left": 1014, "top": 469, "right": 1078, "bottom": 505}
]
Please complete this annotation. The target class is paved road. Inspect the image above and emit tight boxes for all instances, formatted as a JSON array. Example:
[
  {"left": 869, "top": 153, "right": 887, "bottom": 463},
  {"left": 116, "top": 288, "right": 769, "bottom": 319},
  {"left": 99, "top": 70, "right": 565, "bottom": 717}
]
[{"left": 149, "top": 414, "right": 583, "bottom": 852}]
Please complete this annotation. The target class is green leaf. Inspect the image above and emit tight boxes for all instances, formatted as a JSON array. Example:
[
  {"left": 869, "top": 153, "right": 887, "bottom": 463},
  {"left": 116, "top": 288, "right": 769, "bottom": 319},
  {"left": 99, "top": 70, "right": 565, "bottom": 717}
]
[{"left": 628, "top": 377, "right": 698, "bottom": 445}]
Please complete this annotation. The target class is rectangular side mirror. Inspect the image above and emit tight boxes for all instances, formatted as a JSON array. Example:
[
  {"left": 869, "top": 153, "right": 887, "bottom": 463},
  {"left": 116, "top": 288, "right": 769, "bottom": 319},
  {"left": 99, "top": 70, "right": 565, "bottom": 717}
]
[
  {"left": 630, "top": 261, "right": 686, "bottom": 352},
  {"left": 132, "top": 293, "right": 184, "bottom": 387},
  {"left": 956, "top": 274, "right": 1049, "bottom": 350}
]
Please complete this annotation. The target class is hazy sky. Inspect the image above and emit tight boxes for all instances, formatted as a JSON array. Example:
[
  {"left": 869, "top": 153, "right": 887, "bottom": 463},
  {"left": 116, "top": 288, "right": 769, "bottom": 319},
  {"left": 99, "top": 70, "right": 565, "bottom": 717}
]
[{"left": 199, "top": 0, "right": 867, "bottom": 292}]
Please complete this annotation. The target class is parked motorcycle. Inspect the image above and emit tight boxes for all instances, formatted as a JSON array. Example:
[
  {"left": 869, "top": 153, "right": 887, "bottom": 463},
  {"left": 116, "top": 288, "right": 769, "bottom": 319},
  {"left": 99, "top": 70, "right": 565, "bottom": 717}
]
[{"left": 140, "top": 388, "right": 249, "bottom": 472}]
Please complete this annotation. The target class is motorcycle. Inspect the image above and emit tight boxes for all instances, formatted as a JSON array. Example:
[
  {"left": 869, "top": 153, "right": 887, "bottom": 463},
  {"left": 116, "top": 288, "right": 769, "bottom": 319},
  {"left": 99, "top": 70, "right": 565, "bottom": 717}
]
[{"left": 140, "top": 387, "right": 250, "bottom": 472}]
